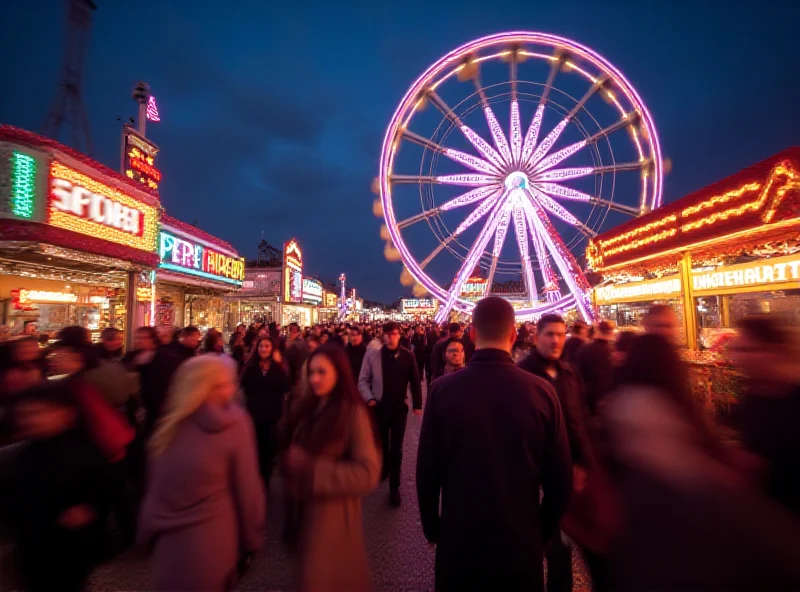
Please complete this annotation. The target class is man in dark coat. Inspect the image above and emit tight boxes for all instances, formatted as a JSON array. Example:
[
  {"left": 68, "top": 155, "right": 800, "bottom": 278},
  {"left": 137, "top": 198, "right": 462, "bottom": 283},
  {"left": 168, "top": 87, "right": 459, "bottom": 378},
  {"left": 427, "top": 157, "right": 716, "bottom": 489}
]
[
  {"left": 518, "top": 314, "right": 596, "bottom": 592},
  {"left": 416, "top": 297, "right": 573, "bottom": 591},
  {"left": 167, "top": 326, "right": 201, "bottom": 362},
  {"left": 345, "top": 327, "right": 368, "bottom": 379},
  {"left": 430, "top": 322, "right": 474, "bottom": 379},
  {"left": 410, "top": 325, "right": 428, "bottom": 382},
  {"left": 561, "top": 320, "right": 588, "bottom": 363},
  {"left": 575, "top": 320, "right": 616, "bottom": 416}
]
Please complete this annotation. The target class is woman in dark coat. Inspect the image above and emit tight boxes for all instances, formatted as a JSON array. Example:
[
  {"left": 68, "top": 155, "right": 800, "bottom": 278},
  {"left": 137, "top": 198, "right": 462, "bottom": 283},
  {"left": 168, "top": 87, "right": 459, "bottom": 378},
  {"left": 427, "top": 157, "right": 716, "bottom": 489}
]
[
  {"left": 240, "top": 337, "right": 291, "bottom": 486},
  {"left": 282, "top": 344, "right": 381, "bottom": 591}
]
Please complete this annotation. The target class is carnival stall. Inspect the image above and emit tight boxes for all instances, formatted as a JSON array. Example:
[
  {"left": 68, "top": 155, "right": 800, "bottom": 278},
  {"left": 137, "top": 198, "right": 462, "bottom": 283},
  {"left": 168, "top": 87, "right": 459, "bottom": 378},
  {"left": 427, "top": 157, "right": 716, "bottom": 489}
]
[
  {"left": 155, "top": 214, "right": 244, "bottom": 335},
  {"left": 587, "top": 147, "right": 800, "bottom": 413},
  {"left": 0, "top": 126, "right": 160, "bottom": 344}
]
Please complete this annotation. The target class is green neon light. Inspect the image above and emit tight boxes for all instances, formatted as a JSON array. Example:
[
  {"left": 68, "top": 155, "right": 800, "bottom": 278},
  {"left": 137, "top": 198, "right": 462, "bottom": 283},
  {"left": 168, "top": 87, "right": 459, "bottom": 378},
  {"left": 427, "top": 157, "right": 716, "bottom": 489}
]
[{"left": 11, "top": 151, "right": 36, "bottom": 219}]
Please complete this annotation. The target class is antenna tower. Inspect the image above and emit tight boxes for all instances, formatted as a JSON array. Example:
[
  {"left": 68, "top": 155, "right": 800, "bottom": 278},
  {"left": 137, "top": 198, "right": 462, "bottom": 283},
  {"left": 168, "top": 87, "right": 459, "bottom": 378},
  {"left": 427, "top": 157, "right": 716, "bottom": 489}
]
[{"left": 42, "top": 0, "right": 97, "bottom": 154}]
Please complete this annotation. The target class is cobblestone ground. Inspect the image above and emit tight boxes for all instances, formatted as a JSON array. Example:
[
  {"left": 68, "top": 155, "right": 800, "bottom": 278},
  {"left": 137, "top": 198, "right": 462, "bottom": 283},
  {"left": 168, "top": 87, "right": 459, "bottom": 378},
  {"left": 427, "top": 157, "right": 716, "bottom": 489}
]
[{"left": 4, "top": 384, "right": 591, "bottom": 591}]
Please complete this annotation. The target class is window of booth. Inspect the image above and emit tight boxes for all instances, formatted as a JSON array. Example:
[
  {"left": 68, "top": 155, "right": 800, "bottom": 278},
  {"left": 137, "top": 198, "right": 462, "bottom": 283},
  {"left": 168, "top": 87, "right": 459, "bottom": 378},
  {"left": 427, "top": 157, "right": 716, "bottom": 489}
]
[
  {"left": 185, "top": 294, "right": 225, "bottom": 333},
  {"left": 599, "top": 298, "right": 687, "bottom": 346}
]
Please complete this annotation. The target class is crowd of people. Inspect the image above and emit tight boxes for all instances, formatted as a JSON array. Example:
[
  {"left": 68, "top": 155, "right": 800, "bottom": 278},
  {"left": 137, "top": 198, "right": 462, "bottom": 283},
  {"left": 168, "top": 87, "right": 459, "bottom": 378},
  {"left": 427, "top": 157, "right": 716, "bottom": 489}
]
[{"left": 0, "top": 300, "right": 798, "bottom": 591}]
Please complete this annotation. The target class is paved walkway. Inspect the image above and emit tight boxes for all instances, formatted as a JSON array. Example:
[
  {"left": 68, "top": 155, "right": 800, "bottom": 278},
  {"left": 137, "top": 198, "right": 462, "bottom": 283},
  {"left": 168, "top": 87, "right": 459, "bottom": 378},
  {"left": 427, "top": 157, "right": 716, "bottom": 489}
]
[{"left": 5, "top": 384, "right": 591, "bottom": 591}]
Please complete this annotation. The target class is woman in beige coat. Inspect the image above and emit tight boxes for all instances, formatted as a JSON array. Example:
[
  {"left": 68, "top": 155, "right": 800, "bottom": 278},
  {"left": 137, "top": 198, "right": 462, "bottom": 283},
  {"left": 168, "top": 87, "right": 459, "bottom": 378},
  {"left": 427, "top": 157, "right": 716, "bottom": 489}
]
[{"left": 281, "top": 343, "right": 381, "bottom": 592}]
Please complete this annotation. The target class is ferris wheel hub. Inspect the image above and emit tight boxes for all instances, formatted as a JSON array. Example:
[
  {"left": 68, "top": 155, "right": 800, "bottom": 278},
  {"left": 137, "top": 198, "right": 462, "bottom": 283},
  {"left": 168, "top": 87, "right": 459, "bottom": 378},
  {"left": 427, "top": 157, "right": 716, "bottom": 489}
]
[{"left": 504, "top": 171, "right": 529, "bottom": 191}]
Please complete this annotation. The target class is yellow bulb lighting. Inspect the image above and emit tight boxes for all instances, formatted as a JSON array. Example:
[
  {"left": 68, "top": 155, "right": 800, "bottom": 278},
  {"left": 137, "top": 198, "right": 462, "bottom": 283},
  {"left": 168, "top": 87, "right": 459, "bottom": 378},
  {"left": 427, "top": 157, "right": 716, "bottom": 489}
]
[{"left": 48, "top": 161, "right": 159, "bottom": 254}]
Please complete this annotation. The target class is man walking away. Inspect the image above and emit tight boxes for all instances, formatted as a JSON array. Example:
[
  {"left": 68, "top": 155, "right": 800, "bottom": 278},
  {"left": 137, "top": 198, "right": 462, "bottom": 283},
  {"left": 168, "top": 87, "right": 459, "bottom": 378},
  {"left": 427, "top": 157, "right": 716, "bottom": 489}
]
[
  {"left": 576, "top": 320, "right": 616, "bottom": 416},
  {"left": 518, "top": 314, "right": 597, "bottom": 592},
  {"left": 561, "top": 320, "right": 588, "bottom": 363},
  {"left": 416, "top": 297, "right": 572, "bottom": 591},
  {"left": 359, "top": 321, "right": 422, "bottom": 507},
  {"left": 411, "top": 325, "right": 428, "bottom": 382}
]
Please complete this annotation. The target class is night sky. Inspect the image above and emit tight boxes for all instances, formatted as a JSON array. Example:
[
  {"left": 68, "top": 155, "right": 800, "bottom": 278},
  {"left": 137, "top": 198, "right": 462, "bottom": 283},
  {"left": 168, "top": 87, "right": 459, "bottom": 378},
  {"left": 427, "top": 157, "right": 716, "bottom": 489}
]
[{"left": 2, "top": 1, "right": 798, "bottom": 303}]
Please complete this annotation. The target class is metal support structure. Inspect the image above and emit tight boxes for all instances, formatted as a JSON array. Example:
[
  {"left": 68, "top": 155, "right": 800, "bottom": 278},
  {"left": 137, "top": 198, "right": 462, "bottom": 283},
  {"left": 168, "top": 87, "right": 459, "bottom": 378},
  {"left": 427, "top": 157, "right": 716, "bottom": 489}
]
[
  {"left": 42, "top": 0, "right": 97, "bottom": 154},
  {"left": 124, "top": 270, "right": 137, "bottom": 351},
  {"left": 679, "top": 252, "right": 698, "bottom": 350}
]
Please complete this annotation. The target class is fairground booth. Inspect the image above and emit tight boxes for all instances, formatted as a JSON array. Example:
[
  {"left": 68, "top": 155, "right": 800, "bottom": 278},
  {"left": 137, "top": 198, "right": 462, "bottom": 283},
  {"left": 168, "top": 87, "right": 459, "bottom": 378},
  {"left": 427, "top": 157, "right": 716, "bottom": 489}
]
[
  {"left": 0, "top": 126, "right": 159, "bottom": 344},
  {"left": 586, "top": 147, "right": 800, "bottom": 411},
  {"left": 155, "top": 214, "right": 244, "bottom": 336}
]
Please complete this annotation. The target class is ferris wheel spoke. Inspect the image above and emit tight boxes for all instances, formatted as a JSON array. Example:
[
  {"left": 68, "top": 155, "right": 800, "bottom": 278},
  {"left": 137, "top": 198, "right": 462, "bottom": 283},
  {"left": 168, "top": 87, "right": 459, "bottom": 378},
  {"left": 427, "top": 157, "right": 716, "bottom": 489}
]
[
  {"left": 471, "top": 73, "right": 513, "bottom": 165},
  {"left": 534, "top": 183, "right": 642, "bottom": 216},
  {"left": 436, "top": 198, "right": 506, "bottom": 323},
  {"left": 484, "top": 255, "right": 498, "bottom": 298},
  {"left": 401, "top": 129, "right": 502, "bottom": 175},
  {"left": 428, "top": 89, "right": 505, "bottom": 168},
  {"left": 528, "top": 187, "right": 597, "bottom": 238},
  {"left": 521, "top": 198, "right": 593, "bottom": 320},
  {"left": 510, "top": 100, "right": 523, "bottom": 164},
  {"left": 390, "top": 174, "right": 437, "bottom": 184},
  {"left": 453, "top": 190, "right": 504, "bottom": 236},
  {"left": 530, "top": 222, "right": 562, "bottom": 303},
  {"left": 534, "top": 166, "right": 594, "bottom": 183},
  {"left": 420, "top": 238, "right": 454, "bottom": 270},
  {"left": 593, "top": 161, "right": 649, "bottom": 175},
  {"left": 531, "top": 139, "right": 587, "bottom": 174},
  {"left": 520, "top": 54, "right": 561, "bottom": 164},
  {"left": 435, "top": 174, "right": 499, "bottom": 186},
  {"left": 440, "top": 184, "right": 503, "bottom": 212},
  {"left": 584, "top": 114, "right": 639, "bottom": 144},
  {"left": 511, "top": 204, "right": 538, "bottom": 302},
  {"left": 396, "top": 208, "right": 439, "bottom": 230}
]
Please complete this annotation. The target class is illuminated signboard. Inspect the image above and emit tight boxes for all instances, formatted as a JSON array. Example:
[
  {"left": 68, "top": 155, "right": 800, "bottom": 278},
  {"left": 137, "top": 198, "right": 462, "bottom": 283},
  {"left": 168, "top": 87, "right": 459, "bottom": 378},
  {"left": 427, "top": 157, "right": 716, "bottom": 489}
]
[
  {"left": 159, "top": 230, "right": 245, "bottom": 286},
  {"left": 14, "top": 289, "right": 79, "bottom": 305},
  {"left": 302, "top": 277, "right": 323, "bottom": 305},
  {"left": 691, "top": 253, "right": 800, "bottom": 293},
  {"left": 48, "top": 161, "right": 158, "bottom": 252},
  {"left": 401, "top": 298, "right": 437, "bottom": 314},
  {"left": 123, "top": 126, "right": 161, "bottom": 191},
  {"left": 461, "top": 277, "right": 488, "bottom": 302},
  {"left": 594, "top": 277, "right": 682, "bottom": 304},
  {"left": 283, "top": 239, "right": 303, "bottom": 303},
  {"left": 323, "top": 291, "right": 338, "bottom": 308}
]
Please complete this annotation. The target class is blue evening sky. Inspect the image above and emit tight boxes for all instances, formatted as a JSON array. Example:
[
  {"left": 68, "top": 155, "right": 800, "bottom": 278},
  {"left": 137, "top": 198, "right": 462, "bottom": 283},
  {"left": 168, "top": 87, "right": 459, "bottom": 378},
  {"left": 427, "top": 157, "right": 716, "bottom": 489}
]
[{"left": 2, "top": 0, "right": 798, "bottom": 302}]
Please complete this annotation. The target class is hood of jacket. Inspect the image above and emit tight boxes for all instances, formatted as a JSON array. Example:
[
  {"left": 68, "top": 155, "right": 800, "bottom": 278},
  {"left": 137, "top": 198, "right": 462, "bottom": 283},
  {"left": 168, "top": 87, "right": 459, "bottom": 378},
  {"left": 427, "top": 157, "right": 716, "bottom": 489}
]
[{"left": 193, "top": 401, "right": 244, "bottom": 433}]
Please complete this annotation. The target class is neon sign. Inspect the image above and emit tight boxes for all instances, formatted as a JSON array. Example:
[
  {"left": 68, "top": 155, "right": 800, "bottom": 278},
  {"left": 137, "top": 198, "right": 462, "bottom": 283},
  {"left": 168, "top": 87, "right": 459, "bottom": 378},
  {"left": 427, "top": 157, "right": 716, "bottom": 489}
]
[
  {"left": 159, "top": 231, "right": 245, "bottom": 285},
  {"left": 302, "top": 277, "right": 323, "bottom": 304},
  {"left": 123, "top": 126, "right": 161, "bottom": 190},
  {"left": 146, "top": 96, "right": 160, "bottom": 122},
  {"left": 48, "top": 162, "right": 158, "bottom": 252},
  {"left": 283, "top": 239, "right": 303, "bottom": 303},
  {"left": 692, "top": 253, "right": 800, "bottom": 292}
]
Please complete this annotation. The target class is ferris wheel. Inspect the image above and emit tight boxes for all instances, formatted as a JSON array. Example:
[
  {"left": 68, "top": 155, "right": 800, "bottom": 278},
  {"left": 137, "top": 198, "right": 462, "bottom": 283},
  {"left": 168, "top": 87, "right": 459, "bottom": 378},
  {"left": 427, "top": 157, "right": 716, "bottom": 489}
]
[{"left": 377, "top": 32, "right": 663, "bottom": 322}]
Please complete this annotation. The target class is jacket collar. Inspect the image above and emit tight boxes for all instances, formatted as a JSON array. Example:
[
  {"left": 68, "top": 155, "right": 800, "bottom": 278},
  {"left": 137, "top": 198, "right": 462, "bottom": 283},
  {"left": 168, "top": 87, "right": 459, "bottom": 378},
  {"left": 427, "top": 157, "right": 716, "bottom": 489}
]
[
  {"left": 468, "top": 348, "right": 514, "bottom": 366},
  {"left": 520, "top": 350, "right": 565, "bottom": 379}
]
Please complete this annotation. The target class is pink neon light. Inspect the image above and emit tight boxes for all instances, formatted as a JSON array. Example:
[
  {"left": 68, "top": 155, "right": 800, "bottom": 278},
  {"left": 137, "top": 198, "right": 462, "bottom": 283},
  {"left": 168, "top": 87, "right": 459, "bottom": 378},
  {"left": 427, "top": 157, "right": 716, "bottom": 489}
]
[
  {"left": 146, "top": 96, "right": 160, "bottom": 122},
  {"left": 492, "top": 205, "right": 512, "bottom": 257},
  {"left": 529, "top": 187, "right": 581, "bottom": 226},
  {"left": 510, "top": 101, "right": 522, "bottom": 163},
  {"left": 534, "top": 182, "right": 589, "bottom": 201},
  {"left": 535, "top": 166, "right": 594, "bottom": 182},
  {"left": 439, "top": 185, "right": 501, "bottom": 212},
  {"left": 379, "top": 31, "right": 661, "bottom": 320},
  {"left": 460, "top": 126, "right": 505, "bottom": 168},
  {"left": 484, "top": 106, "right": 512, "bottom": 164},
  {"left": 521, "top": 104, "right": 545, "bottom": 165},
  {"left": 436, "top": 173, "right": 497, "bottom": 186},
  {"left": 443, "top": 148, "right": 499, "bottom": 175},
  {"left": 529, "top": 119, "right": 567, "bottom": 167},
  {"left": 454, "top": 191, "right": 503, "bottom": 235},
  {"left": 512, "top": 204, "right": 538, "bottom": 301},
  {"left": 532, "top": 139, "right": 587, "bottom": 174}
]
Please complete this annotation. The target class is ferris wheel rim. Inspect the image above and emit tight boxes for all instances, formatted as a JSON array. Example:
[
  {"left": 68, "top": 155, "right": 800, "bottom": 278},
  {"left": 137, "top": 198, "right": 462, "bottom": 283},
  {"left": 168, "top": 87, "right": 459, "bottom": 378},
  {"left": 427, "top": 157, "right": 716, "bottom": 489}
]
[{"left": 378, "top": 31, "right": 662, "bottom": 319}]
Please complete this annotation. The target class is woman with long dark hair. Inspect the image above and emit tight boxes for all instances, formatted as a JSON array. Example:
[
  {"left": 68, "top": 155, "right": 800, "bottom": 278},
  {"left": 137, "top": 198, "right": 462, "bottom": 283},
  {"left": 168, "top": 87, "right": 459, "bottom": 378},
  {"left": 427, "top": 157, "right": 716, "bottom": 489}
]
[
  {"left": 240, "top": 337, "right": 290, "bottom": 486},
  {"left": 281, "top": 344, "right": 380, "bottom": 591}
]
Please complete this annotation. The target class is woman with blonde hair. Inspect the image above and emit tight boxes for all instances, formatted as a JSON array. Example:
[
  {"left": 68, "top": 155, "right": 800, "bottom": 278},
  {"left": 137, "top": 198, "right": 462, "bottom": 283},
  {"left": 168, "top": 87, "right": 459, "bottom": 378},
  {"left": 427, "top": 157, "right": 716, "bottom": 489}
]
[
  {"left": 138, "top": 355, "right": 265, "bottom": 591},
  {"left": 281, "top": 343, "right": 381, "bottom": 591}
]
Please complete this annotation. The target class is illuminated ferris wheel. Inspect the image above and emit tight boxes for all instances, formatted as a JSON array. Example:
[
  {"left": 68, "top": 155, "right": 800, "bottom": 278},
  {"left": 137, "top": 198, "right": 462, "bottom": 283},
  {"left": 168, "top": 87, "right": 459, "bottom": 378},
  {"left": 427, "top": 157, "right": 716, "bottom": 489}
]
[{"left": 377, "top": 32, "right": 663, "bottom": 322}]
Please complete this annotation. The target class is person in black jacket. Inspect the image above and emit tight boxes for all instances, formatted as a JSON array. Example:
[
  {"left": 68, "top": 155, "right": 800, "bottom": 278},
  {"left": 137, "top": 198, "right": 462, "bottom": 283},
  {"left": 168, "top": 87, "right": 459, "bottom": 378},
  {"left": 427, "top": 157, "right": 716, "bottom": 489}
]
[
  {"left": 240, "top": 337, "right": 290, "bottom": 486},
  {"left": 416, "top": 297, "right": 572, "bottom": 591},
  {"left": 345, "top": 327, "right": 368, "bottom": 379},
  {"left": 410, "top": 325, "right": 428, "bottom": 382},
  {"left": 518, "top": 314, "right": 596, "bottom": 592},
  {"left": 358, "top": 322, "right": 422, "bottom": 507},
  {"left": 12, "top": 383, "right": 111, "bottom": 592},
  {"left": 561, "top": 320, "right": 588, "bottom": 363},
  {"left": 167, "top": 326, "right": 202, "bottom": 362},
  {"left": 430, "top": 322, "right": 474, "bottom": 379},
  {"left": 576, "top": 320, "right": 616, "bottom": 416}
]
